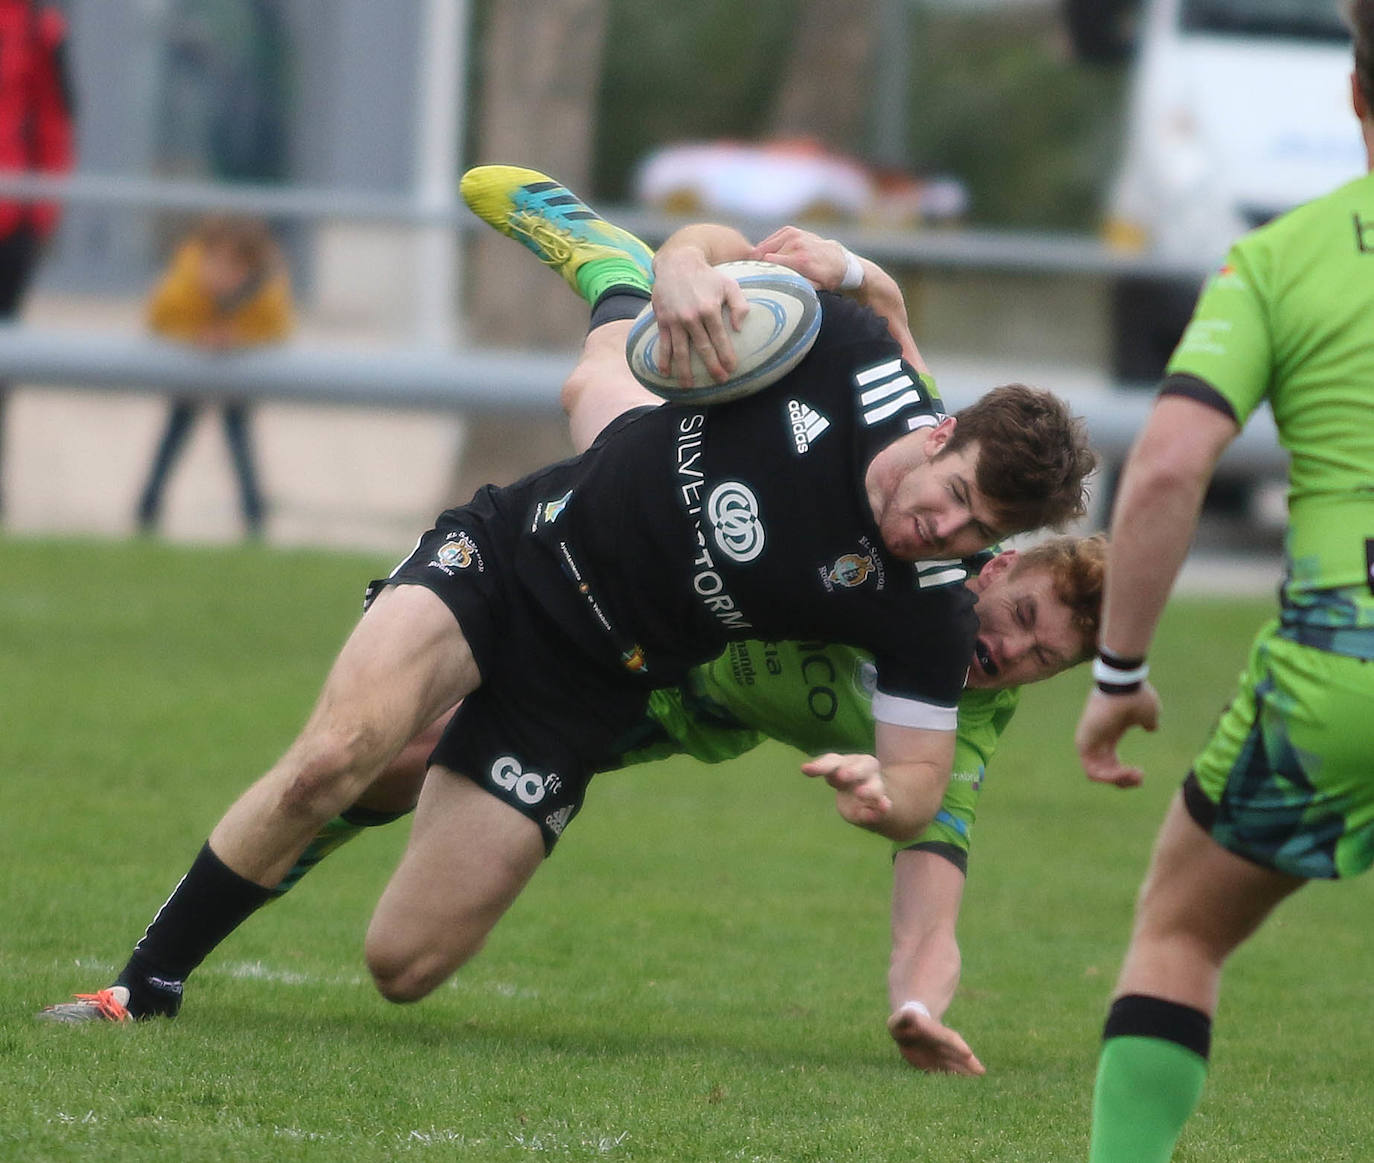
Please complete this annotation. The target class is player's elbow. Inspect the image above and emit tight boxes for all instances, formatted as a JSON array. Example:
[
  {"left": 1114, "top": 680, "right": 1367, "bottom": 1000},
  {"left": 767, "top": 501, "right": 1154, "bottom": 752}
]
[
  {"left": 877, "top": 803, "right": 939, "bottom": 845},
  {"left": 887, "top": 818, "right": 934, "bottom": 845}
]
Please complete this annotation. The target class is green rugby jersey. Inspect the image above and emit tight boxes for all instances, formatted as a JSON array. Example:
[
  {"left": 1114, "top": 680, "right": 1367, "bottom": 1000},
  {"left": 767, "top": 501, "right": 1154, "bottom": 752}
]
[
  {"left": 610, "top": 639, "right": 1020, "bottom": 872},
  {"left": 1167, "top": 171, "right": 1374, "bottom": 655}
]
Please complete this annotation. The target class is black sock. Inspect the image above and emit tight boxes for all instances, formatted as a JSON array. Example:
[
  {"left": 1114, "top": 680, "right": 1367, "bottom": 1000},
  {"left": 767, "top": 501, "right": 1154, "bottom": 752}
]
[
  {"left": 1103, "top": 993, "right": 1213, "bottom": 1059},
  {"left": 588, "top": 287, "right": 651, "bottom": 332},
  {"left": 116, "top": 842, "right": 275, "bottom": 1017}
]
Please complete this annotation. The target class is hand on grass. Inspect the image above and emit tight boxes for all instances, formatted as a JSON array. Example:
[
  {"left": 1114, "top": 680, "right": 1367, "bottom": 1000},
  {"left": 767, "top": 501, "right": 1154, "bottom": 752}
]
[{"left": 887, "top": 1001, "right": 985, "bottom": 1076}]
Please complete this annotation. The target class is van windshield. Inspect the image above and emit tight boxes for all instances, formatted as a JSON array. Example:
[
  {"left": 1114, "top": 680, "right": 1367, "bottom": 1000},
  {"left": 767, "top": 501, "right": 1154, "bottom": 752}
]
[{"left": 1181, "top": 0, "right": 1351, "bottom": 41}]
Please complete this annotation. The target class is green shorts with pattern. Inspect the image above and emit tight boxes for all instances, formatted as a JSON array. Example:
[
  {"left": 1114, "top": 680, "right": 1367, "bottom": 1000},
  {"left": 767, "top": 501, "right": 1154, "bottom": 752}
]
[{"left": 1185, "top": 619, "right": 1374, "bottom": 880}]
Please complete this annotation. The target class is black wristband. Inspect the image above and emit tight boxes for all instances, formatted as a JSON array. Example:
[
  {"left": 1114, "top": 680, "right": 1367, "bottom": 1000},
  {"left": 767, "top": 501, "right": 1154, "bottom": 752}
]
[{"left": 1098, "top": 646, "right": 1146, "bottom": 671}]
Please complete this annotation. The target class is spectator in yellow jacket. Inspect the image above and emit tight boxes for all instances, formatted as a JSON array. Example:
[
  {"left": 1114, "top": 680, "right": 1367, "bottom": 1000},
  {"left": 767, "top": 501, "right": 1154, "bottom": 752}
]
[{"left": 136, "top": 216, "right": 293, "bottom": 537}]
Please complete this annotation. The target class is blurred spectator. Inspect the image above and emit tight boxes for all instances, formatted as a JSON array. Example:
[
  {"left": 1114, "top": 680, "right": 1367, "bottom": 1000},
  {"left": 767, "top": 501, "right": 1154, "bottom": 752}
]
[
  {"left": 135, "top": 216, "right": 293, "bottom": 539},
  {"left": 633, "top": 138, "right": 967, "bottom": 227},
  {"left": 0, "top": 0, "right": 74, "bottom": 519}
]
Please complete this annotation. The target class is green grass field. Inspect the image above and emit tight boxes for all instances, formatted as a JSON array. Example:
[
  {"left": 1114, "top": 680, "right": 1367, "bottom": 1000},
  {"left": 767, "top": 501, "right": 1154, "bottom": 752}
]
[{"left": 3, "top": 537, "right": 1371, "bottom": 1162}]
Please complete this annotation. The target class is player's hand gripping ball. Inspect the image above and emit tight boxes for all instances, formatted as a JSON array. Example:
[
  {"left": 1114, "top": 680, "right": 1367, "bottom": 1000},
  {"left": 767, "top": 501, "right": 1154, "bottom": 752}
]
[{"left": 627, "top": 259, "right": 822, "bottom": 404}]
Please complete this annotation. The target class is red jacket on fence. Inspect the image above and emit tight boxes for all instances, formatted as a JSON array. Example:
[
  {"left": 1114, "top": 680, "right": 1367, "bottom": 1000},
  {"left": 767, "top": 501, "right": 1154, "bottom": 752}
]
[{"left": 0, "top": 0, "right": 74, "bottom": 240}]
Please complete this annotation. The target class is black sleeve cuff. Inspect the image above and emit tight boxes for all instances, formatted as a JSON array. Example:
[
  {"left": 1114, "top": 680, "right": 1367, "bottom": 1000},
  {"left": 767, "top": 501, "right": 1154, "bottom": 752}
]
[
  {"left": 895, "top": 840, "right": 968, "bottom": 876},
  {"left": 1158, "top": 373, "right": 1237, "bottom": 423}
]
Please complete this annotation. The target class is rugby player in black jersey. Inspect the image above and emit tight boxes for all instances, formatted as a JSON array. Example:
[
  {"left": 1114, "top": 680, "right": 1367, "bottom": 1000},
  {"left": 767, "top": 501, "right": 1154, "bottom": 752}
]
[{"left": 41, "top": 167, "right": 1093, "bottom": 1025}]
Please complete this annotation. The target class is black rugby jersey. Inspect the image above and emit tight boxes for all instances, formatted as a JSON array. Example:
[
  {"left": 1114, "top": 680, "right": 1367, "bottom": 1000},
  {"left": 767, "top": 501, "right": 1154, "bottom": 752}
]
[{"left": 511, "top": 293, "right": 976, "bottom": 729}]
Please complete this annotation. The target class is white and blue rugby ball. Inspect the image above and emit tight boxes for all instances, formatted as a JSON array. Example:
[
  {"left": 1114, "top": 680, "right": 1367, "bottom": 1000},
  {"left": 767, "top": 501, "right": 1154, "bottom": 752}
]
[{"left": 626, "top": 259, "right": 822, "bottom": 404}]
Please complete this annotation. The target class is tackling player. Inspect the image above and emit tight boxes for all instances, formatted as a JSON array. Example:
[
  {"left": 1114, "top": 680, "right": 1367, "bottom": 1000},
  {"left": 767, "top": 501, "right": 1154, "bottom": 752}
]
[
  {"left": 39, "top": 167, "right": 1094, "bottom": 1038},
  {"left": 1076, "top": 1, "right": 1374, "bottom": 1156}
]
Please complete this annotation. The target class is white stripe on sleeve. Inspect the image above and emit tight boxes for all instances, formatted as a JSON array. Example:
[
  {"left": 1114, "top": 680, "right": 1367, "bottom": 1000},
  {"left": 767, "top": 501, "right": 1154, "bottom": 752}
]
[{"left": 871, "top": 691, "right": 959, "bottom": 731}]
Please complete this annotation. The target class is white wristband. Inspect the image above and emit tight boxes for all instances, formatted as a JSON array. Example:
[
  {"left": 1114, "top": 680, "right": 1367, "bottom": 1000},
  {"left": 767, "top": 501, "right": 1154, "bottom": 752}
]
[
  {"left": 897, "top": 999, "right": 931, "bottom": 1020},
  {"left": 1092, "top": 656, "right": 1150, "bottom": 686},
  {"left": 838, "top": 246, "right": 865, "bottom": 291}
]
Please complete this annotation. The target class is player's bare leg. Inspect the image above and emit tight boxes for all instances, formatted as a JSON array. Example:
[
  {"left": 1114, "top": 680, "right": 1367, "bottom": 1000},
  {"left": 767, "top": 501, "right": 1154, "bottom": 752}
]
[
  {"left": 208, "top": 586, "right": 481, "bottom": 885},
  {"left": 365, "top": 765, "right": 545, "bottom": 1002},
  {"left": 1089, "top": 794, "right": 1304, "bottom": 1161},
  {"left": 562, "top": 320, "right": 661, "bottom": 451},
  {"left": 248, "top": 300, "right": 661, "bottom": 902},
  {"left": 1113, "top": 794, "right": 1304, "bottom": 1012},
  {"left": 40, "top": 584, "right": 482, "bottom": 1022}
]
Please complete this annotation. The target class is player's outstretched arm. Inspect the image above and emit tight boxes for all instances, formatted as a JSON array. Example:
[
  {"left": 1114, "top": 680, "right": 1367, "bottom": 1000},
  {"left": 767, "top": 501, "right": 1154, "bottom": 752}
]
[
  {"left": 802, "top": 722, "right": 954, "bottom": 843},
  {"left": 886, "top": 848, "right": 984, "bottom": 1075},
  {"left": 750, "top": 226, "right": 927, "bottom": 374}
]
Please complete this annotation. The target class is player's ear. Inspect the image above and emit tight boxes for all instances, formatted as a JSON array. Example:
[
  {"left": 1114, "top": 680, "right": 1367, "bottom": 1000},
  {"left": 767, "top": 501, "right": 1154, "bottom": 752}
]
[
  {"left": 1353, "top": 71, "right": 1369, "bottom": 122},
  {"left": 923, "top": 415, "right": 957, "bottom": 456},
  {"left": 972, "top": 549, "right": 1016, "bottom": 590}
]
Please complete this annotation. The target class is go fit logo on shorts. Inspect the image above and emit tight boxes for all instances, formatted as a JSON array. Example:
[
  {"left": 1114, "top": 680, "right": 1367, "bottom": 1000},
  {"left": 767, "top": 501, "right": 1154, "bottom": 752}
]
[{"left": 490, "top": 754, "right": 561, "bottom": 805}]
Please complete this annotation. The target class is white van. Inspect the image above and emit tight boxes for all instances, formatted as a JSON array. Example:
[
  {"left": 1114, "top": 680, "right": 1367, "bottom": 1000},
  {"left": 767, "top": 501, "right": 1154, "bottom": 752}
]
[
  {"left": 1079, "top": 0, "right": 1365, "bottom": 377},
  {"left": 1107, "top": 0, "right": 1363, "bottom": 259}
]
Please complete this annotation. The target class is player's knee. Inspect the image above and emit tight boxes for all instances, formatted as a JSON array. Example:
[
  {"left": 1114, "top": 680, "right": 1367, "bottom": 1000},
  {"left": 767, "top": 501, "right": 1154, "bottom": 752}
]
[
  {"left": 279, "top": 725, "right": 388, "bottom": 818},
  {"left": 559, "top": 363, "right": 594, "bottom": 419},
  {"left": 367, "top": 957, "right": 432, "bottom": 1004},
  {"left": 365, "top": 936, "right": 482, "bottom": 1004}
]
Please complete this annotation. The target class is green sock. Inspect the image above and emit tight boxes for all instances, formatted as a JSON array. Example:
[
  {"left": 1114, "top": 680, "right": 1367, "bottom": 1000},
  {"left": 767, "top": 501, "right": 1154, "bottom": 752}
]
[
  {"left": 1089, "top": 1035, "right": 1208, "bottom": 1163},
  {"left": 575, "top": 256, "right": 652, "bottom": 306},
  {"left": 271, "top": 806, "right": 410, "bottom": 897}
]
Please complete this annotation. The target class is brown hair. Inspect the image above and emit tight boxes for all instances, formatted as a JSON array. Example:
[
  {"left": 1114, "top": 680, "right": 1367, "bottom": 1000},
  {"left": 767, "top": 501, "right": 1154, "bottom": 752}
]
[
  {"left": 1012, "top": 533, "right": 1107, "bottom": 662},
  {"left": 193, "top": 215, "right": 281, "bottom": 275},
  {"left": 1347, "top": 0, "right": 1374, "bottom": 110},
  {"left": 943, "top": 383, "right": 1096, "bottom": 533}
]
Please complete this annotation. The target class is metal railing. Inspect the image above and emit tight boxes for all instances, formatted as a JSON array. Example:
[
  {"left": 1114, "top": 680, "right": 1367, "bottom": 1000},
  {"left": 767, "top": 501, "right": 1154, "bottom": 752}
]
[
  {"left": 0, "top": 171, "right": 1281, "bottom": 476},
  {"left": 0, "top": 171, "right": 1216, "bottom": 280}
]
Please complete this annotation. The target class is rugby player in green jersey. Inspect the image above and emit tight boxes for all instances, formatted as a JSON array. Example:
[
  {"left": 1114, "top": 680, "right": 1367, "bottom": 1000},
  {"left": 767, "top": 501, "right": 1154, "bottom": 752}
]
[{"left": 1076, "top": 2, "right": 1374, "bottom": 1156}]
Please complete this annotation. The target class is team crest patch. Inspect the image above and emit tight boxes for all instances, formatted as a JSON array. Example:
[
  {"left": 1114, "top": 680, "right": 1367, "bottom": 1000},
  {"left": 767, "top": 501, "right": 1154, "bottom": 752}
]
[
  {"left": 827, "top": 553, "right": 874, "bottom": 589},
  {"left": 538, "top": 489, "right": 573, "bottom": 527},
  {"left": 430, "top": 530, "right": 484, "bottom": 575},
  {"left": 819, "top": 537, "right": 886, "bottom": 593}
]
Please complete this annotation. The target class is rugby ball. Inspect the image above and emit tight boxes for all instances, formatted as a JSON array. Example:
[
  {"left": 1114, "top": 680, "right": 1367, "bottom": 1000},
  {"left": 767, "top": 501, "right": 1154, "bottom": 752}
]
[{"left": 626, "top": 259, "right": 822, "bottom": 404}]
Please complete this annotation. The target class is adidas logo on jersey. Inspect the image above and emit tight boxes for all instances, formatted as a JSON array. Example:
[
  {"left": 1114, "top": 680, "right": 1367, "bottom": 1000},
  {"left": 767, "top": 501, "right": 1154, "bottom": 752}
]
[
  {"left": 787, "top": 399, "right": 830, "bottom": 454},
  {"left": 854, "top": 359, "right": 927, "bottom": 426}
]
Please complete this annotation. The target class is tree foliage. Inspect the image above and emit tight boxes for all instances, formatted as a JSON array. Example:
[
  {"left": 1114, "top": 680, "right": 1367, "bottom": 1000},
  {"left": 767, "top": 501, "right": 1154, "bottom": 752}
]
[{"left": 584, "top": 1, "right": 1127, "bottom": 231}]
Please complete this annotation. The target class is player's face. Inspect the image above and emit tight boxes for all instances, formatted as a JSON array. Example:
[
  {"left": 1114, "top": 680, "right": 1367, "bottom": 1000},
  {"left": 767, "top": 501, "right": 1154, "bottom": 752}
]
[
  {"left": 965, "top": 559, "right": 1084, "bottom": 690},
  {"left": 877, "top": 439, "right": 1006, "bottom": 561}
]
